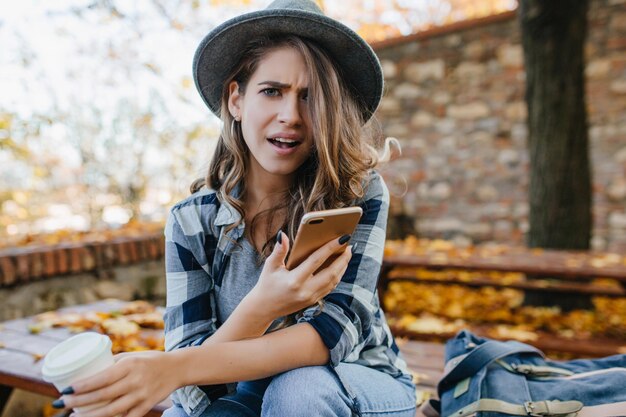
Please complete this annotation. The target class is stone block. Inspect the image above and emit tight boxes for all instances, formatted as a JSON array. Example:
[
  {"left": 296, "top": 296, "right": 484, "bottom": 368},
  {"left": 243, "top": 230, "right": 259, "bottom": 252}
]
[
  {"left": 130, "top": 241, "right": 140, "bottom": 263},
  {"left": 15, "top": 253, "right": 29, "bottom": 283},
  {"left": 610, "top": 79, "right": 626, "bottom": 94},
  {"left": 447, "top": 102, "right": 490, "bottom": 120},
  {"left": 586, "top": 59, "right": 611, "bottom": 79},
  {"left": 42, "top": 249, "right": 56, "bottom": 277},
  {"left": 476, "top": 185, "right": 499, "bottom": 202},
  {"left": 29, "top": 251, "right": 44, "bottom": 280},
  {"left": 410, "top": 111, "right": 435, "bottom": 128},
  {"left": 493, "top": 220, "right": 514, "bottom": 241},
  {"left": 610, "top": 12, "right": 626, "bottom": 31},
  {"left": 504, "top": 101, "right": 527, "bottom": 122},
  {"left": 498, "top": 149, "right": 521, "bottom": 167},
  {"left": 82, "top": 246, "right": 96, "bottom": 270},
  {"left": 430, "top": 182, "right": 452, "bottom": 201},
  {"left": 432, "top": 92, "right": 451, "bottom": 105},
  {"left": 95, "top": 280, "right": 135, "bottom": 301},
  {"left": 497, "top": 44, "right": 523, "bottom": 68},
  {"left": 147, "top": 239, "right": 160, "bottom": 259},
  {"left": 55, "top": 248, "right": 68, "bottom": 274},
  {"left": 137, "top": 241, "right": 148, "bottom": 261},
  {"left": 455, "top": 62, "right": 487, "bottom": 79},
  {"left": 385, "top": 123, "right": 410, "bottom": 138},
  {"left": 0, "top": 257, "right": 16, "bottom": 286},
  {"left": 405, "top": 60, "right": 445, "bottom": 83},
  {"left": 464, "top": 41, "right": 486, "bottom": 60},
  {"left": 116, "top": 242, "right": 130, "bottom": 265},
  {"left": 463, "top": 223, "right": 493, "bottom": 240},
  {"left": 608, "top": 211, "right": 626, "bottom": 229},
  {"left": 607, "top": 37, "right": 626, "bottom": 50},
  {"left": 378, "top": 97, "right": 401, "bottom": 114},
  {"left": 434, "top": 118, "right": 456, "bottom": 135},
  {"left": 381, "top": 59, "right": 398, "bottom": 79},
  {"left": 393, "top": 82, "right": 422, "bottom": 99},
  {"left": 591, "top": 235, "right": 607, "bottom": 251},
  {"left": 607, "top": 178, "right": 626, "bottom": 201},
  {"left": 615, "top": 147, "right": 626, "bottom": 163},
  {"left": 69, "top": 247, "right": 83, "bottom": 273}
]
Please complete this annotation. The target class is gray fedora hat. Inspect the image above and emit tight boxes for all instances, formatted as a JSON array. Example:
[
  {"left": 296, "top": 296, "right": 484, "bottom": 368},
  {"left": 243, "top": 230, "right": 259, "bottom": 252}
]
[{"left": 193, "top": 0, "right": 383, "bottom": 123}]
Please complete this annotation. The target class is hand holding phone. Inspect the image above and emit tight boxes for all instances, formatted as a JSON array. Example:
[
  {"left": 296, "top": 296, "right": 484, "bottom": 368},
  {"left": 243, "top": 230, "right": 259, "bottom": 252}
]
[{"left": 285, "top": 206, "right": 363, "bottom": 271}]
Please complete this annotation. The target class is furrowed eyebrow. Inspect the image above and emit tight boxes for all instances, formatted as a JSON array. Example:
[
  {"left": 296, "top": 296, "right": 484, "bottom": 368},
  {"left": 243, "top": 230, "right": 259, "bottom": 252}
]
[{"left": 258, "top": 81, "right": 308, "bottom": 93}]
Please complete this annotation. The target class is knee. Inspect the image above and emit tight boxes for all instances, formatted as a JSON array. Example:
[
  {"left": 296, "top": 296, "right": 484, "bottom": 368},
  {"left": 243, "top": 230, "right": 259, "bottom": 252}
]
[{"left": 262, "top": 366, "right": 349, "bottom": 416}]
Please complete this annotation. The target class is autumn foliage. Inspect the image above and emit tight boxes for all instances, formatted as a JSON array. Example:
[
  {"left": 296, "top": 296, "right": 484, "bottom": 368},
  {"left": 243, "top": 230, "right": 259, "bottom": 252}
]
[{"left": 383, "top": 237, "right": 626, "bottom": 348}]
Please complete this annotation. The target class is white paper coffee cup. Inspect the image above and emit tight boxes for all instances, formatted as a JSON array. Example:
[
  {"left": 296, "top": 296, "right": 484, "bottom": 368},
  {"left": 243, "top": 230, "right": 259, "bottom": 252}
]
[{"left": 42, "top": 332, "right": 115, "bottom": 412}]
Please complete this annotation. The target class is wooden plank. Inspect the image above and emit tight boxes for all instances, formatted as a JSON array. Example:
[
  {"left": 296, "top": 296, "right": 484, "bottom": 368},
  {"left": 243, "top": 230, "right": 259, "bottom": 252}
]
[
  {"left": 397, "top": 340, "right": 443, "bottom": 403},
  {"left": 390, "top": 325, "right": 626, "bottom": 358},
  {"left": 387, "top": 274, "right": 626, "bottom": 297},
  {"left": 0, "top": 300, "right": 171, "bottom": 415},
  {"left": 383, "top": 254, "right": 626, "bottom": 282}
]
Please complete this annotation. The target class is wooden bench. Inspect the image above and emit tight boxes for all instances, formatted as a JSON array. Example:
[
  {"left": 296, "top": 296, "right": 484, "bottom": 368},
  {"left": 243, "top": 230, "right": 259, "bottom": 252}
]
[
  {"left": 0, "top": 300, "right": 446, "bottom": 416},
  {"left": 0, "top": 300, "right": 170, "bottom": 417},
  {"left": 378, "top": 246, "right": 626, "bottom": 358}
]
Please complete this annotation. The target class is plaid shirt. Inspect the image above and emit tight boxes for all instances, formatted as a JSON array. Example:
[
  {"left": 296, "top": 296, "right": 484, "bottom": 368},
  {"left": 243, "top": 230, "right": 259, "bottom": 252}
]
[{"left": 163, "top": 171, "right": 410, "bottom": 417}]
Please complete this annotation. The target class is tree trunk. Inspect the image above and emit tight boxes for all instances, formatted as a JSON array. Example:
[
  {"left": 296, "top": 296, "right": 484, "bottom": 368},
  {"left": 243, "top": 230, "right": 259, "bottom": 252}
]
[{"left": 519, "top": 0, "right": 593, "bottom": 310}]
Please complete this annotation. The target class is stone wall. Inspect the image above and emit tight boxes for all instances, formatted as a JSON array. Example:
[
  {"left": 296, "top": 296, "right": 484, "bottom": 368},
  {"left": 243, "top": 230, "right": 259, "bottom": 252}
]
[
  {"left": 0, "top": 235, "right": 166, "bottom": 321},
  {"left": 374, "top": 0, "right": 626, "bottom": 252}
]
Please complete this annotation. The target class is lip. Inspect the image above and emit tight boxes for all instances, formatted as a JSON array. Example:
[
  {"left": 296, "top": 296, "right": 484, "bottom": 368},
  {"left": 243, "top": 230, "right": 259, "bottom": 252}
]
[
  {"left": 267, "top": 138, "right": 302, "bottom": 156},
  {"left": 267, "top": 132, "right": 302, "bottom": 141}
]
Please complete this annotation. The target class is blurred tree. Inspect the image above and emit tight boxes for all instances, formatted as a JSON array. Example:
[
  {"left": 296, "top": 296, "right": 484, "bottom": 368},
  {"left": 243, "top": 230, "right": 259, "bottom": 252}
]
[
  {"left": 1, "top": 0, "right": 517, "bottom": 238},
  {"left": 519, "top": 0, "right": 592, "bottom": 309}
]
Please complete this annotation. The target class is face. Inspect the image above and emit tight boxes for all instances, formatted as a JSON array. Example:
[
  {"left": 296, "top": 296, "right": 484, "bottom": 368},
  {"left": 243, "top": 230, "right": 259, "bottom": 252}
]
[{"left": 228, "top": 46, "right": 314, "bottom": 182}]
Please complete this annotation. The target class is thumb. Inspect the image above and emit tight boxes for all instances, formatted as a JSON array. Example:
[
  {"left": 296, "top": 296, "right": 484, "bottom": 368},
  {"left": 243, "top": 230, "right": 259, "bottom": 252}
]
[{"left": 268, "top": 230, "right": 289, "bottom": 268}]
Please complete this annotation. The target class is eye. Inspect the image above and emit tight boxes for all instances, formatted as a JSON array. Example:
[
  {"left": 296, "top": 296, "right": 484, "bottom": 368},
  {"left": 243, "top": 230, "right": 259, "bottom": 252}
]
[
  {"left": 300, "top": 91, "right": 309, "bottom": 102},
  {"left": 261, "top": 88, "right": 280, "bottom": 97}
]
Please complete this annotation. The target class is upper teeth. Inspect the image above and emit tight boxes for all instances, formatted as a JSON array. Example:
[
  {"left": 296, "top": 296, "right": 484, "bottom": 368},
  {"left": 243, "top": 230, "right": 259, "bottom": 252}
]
[{"left": 272, "top": 137, "right": 297, "bottom": 143}]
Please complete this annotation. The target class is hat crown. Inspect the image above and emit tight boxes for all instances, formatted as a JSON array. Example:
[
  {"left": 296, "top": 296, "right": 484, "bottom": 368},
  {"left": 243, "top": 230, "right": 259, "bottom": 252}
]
[{"left": 265, "top": 0, "right": 323, "bottom": 15}]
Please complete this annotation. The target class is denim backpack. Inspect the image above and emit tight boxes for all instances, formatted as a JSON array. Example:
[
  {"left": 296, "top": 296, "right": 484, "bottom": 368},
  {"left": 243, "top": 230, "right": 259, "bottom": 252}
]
[{"left": 418, "top": 330, "right": 626, "bottom": 417}]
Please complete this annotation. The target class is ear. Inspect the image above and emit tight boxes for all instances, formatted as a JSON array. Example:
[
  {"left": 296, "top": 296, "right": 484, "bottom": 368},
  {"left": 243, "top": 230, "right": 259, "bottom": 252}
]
[{"left": 227, "top": 81, "right": 242, "bottom": 119}]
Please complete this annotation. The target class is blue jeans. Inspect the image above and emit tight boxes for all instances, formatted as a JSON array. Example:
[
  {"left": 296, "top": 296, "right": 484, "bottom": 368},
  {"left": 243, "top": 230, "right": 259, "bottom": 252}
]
[{"left": 162, "top": 363, "right": 416, "bottom": 416}]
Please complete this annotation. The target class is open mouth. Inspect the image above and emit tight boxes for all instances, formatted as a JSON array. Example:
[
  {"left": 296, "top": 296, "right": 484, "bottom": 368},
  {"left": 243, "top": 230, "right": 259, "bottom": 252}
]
[{"left": 267, "top": 137, "right": 300, "bottom": 149}]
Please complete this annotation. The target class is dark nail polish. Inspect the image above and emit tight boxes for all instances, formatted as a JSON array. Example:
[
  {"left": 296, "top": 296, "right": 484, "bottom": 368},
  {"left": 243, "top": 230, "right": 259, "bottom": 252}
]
[
  {"left": 52, "top": 399, "right": 65, "bottom": 409},
  {"left": 351, "top": 243, "right": 358, "bottom": 254},
  {"left": 276, "top": 230, "right": 283, "bottom": 245},
  {"left": 61, "top": 386, "right": 74, "bottom": 395},
  {"left": 338, "top": 234, "right": 351, "bottom": 245}
]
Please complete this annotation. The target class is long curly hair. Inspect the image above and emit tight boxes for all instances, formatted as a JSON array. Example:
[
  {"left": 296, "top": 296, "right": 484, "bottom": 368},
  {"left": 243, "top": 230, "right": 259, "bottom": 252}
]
[{"left": 191, "top": 35, "right": 387, "bottom": 327}]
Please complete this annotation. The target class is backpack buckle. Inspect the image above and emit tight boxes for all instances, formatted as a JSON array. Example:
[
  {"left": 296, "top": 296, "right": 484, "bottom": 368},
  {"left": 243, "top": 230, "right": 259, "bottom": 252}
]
[
  {"left": 524, "top": 401, "right": 543, "bottom": 416},
  {"left": 524, "top": 400, "right": 583, "bottom": 416}
]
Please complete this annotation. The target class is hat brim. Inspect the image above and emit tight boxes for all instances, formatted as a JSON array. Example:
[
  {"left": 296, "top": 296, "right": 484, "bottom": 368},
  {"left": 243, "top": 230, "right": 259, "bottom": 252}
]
[{"left": 193, "top": 9, "right": 383, "bottom": 122}]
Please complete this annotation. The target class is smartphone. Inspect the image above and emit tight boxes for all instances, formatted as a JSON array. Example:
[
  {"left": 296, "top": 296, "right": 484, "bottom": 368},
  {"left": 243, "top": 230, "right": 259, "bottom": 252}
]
[{"left": 285, "top": 206, "right": 363, "bottom": 271}]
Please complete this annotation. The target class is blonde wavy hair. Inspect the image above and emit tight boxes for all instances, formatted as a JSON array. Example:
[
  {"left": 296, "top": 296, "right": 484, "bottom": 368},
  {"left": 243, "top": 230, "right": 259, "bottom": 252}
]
[{"left": 191, "top": 35, "right": 392, "bottom": 327}]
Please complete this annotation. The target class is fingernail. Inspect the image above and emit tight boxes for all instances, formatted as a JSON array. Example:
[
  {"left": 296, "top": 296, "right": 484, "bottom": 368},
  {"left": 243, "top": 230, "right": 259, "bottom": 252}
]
[
  {"left": 52, "top": 399, "right": 65, "bottom": 409},
  {"left": 338, "top": 234, "right": 351, "bottom": 245},
  {"left": 61, "top": 386, "right": 74, "bottom": 395},
  {"left": 276, "top": 230, "right": 283, "bottom": 245},
  {"left": 351, "top": 243, "right": 358, "bottom": 254}
]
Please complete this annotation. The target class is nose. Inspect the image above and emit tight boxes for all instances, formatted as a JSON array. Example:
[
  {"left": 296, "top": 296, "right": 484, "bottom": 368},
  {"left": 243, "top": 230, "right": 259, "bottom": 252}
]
[{"left": 277, "top": 94, "right": 303, "bottom": 127}]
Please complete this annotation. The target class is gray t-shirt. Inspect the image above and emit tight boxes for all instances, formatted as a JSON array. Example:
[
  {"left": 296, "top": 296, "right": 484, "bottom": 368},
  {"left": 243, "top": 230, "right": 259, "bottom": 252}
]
[{"left": 214, "top": 237, "right": 262, "bottom": 324}]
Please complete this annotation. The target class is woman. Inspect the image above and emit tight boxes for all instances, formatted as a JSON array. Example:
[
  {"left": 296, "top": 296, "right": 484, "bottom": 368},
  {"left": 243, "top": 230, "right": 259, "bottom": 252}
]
[{"left": 54, "top": 1, "right": 416, "bottom": 416}]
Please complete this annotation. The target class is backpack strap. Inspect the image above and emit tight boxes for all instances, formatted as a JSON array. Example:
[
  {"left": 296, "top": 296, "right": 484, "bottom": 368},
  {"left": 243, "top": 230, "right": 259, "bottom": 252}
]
[
  {"left": 448, "top": 399, "right": 583, "bottom": 417},
  {"left": 439, "top": 340, "right": 542, "bottom": 394}
]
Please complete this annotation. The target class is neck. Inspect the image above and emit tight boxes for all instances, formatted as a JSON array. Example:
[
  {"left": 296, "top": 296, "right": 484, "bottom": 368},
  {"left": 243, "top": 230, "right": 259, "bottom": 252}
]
[{"left": 243, "top": 164, "right": 292, "bottom": 214}]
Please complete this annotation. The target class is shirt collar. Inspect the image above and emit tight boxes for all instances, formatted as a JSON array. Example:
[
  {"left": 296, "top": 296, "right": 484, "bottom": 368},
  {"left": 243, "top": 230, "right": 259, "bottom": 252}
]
[{"left": 214, "top": 183, "right": 244, "bottom": 228}]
